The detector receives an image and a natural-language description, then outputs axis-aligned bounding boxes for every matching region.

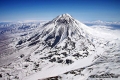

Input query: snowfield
[0,14,120,80]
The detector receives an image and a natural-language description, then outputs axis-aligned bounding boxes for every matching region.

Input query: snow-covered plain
[0,14,120,80]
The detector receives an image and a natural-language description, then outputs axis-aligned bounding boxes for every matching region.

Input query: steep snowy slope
[0,14,119,80]
[40,23,120,80]
[0,21,47,58]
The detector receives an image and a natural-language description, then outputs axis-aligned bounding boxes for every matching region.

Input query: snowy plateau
[0,14,120,80]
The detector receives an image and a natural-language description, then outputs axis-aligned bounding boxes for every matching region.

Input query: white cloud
[83,20,120,25]
[89,25,120,40]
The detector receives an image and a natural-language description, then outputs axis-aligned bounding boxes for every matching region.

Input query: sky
[0,0,120,22]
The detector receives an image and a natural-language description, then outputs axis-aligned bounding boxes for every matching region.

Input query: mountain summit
[52,13,74,24]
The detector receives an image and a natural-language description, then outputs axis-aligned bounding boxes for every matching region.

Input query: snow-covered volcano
[26,13,94,50]
[0,14,120,80]
[39,13,91,47]
[18,13,96,65]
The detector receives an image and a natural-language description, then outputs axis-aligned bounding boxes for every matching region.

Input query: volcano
[26,13,95,50]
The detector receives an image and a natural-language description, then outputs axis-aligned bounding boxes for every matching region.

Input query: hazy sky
[0,0,120,22]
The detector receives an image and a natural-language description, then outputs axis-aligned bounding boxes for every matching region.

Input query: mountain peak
[61,13,71,17]
[52,13,74,24]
